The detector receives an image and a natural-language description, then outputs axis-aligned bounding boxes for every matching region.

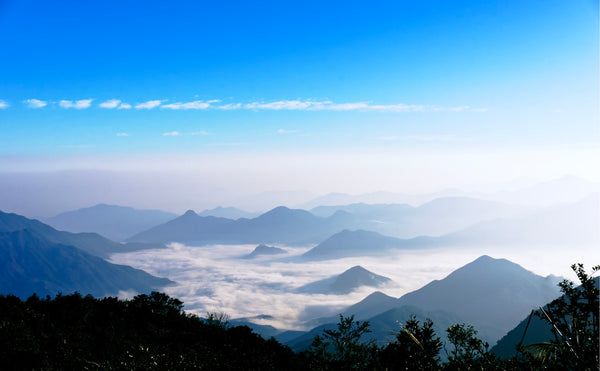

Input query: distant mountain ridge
[128,206,355,245]
[309,197,524,238]
[198,206,260,220]
[42,204,177,242]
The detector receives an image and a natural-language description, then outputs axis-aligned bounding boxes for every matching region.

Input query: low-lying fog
[110,244,598,331]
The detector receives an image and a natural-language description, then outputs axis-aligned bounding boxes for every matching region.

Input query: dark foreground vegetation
[0,264,597,370]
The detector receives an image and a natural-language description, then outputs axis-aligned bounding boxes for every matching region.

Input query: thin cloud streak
[162,131,180,136]
[0,100,9,109]
[9,97,485,113]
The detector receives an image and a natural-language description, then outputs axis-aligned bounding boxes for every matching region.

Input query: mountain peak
[182,209,197,217]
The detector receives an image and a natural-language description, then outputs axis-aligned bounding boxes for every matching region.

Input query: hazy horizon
[1,1,598,217]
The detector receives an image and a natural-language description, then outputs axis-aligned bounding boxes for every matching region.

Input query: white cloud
[118,103,132,109]
[240,100,428,112]
[161,100,214,110]
[24,99,47,109]
[245,100,314,110]
[99,99,121,109]
[217,103,242,110]
[191,130,210,136]
[277,129,299,134]
[0,100,9,109]
[59,99,93,109]
[163,131,180,136]
[116,133,130,137]
[135,100,163,109]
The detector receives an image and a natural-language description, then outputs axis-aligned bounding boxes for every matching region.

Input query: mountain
[395,256,561,344]
[491,276,600,359]
[301,230,434,261]
[244,244,287,259]
[0,210,164,258]
[0,229,172,299]
[341,291,400,319]
[322,256,562,346]
[197,206,260,220]
[128,206,355,245]
[42,204,177,241]
[297,266,392,294]
[310,197,523,238]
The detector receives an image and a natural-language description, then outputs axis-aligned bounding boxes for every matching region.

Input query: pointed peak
[182,209,197,217]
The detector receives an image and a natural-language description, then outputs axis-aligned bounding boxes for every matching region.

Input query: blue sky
[0,1,598,210]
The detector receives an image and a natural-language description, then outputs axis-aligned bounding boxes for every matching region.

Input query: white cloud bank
[59,99,93,109]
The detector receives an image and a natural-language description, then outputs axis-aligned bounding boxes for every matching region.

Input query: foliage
[527,263,600,370]
[0,291,300,370]
[444,323,502,370]
[1,261,597,370]
[306,314,377,370]
[380,315,442,370]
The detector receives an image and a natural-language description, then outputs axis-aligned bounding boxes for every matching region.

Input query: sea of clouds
[110,243,598,331]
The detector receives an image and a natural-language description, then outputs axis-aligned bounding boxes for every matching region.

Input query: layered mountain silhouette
[297,266,392,294]
[0,229,172,299]
[303,195,599,260]
[310,197,523,238]
[244,244,286,259]
[128,206,355,245]
[301,230,435,261]
[288,256,562,348]
[0,210,164,258]
[198,206,260,220]
[42,204,177,241]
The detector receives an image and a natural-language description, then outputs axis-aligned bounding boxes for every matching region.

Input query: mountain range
[127,194,598,252]
[128,206,355,245]
[41,204,177,242]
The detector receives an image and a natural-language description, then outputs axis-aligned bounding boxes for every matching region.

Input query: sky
[0,0,599,214]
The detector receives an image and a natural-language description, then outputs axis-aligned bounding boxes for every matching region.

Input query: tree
[444,323,501,370]
[380,315,441,369]
[529,263,600,370]
[307,314,377,369]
